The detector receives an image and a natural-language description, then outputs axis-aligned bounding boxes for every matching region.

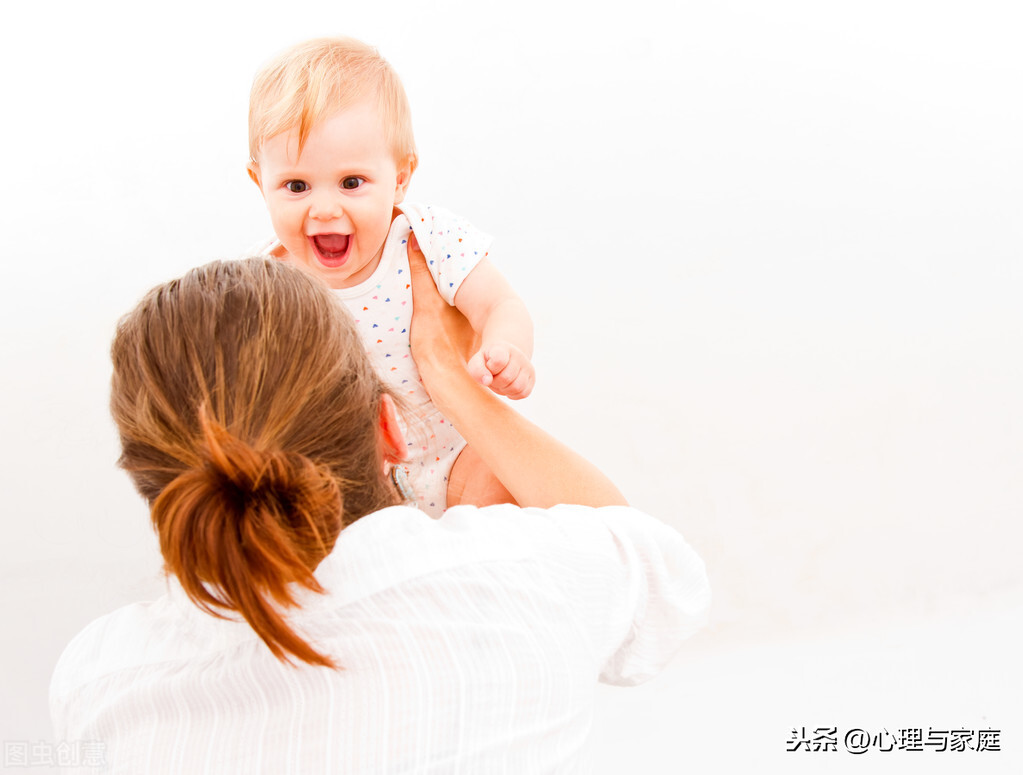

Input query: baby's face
[251,101,410,289]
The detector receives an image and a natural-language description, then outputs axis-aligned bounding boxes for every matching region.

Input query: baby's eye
[284,180,308,193]
[341,177,364,190]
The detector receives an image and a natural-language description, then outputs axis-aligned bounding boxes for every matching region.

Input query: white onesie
[256,202,490,517]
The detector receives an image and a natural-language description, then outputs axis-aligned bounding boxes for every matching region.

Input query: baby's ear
[393,154,415,204]
[246,161,263,191]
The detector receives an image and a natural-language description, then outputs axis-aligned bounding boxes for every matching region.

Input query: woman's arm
[408,237,627,509]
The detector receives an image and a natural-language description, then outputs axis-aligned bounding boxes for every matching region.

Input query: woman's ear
[378,394,407,464]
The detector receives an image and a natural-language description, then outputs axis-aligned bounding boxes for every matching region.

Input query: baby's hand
[467,342,535,400]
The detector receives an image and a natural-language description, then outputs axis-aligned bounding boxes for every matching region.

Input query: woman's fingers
[407,236,480,367]
[406,236,444,315]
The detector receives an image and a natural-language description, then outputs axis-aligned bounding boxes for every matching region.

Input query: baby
[246,38,534,517]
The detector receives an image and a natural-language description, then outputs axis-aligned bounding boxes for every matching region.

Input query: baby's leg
[447,446,517,508]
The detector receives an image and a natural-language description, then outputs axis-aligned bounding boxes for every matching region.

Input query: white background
[1,1,1020,772]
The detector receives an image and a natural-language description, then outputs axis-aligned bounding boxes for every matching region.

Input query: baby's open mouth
[310,234,351,267]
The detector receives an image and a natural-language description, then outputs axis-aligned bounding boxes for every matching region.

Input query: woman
[50,243,710,773]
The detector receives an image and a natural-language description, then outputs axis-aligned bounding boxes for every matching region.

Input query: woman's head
[110,258,403,667]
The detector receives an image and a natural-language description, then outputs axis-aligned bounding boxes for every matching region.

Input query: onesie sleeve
[399,203,493,305]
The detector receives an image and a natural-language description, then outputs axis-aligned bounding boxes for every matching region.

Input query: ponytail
[111,258,400,669]
[153,409,343,668]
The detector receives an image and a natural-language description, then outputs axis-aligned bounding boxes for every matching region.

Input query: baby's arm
[453,257,535,400]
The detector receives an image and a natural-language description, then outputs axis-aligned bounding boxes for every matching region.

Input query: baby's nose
[309,191,344,220]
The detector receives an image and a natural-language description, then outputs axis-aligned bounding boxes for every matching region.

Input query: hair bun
[199,411,344,559]
[151,408,345,667]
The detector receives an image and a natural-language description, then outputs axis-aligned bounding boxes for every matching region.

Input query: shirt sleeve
[459,503,711,687]
[399,203,493,305]
[589,506,711,685]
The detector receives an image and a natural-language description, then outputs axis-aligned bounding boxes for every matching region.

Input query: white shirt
[50,504,710,774]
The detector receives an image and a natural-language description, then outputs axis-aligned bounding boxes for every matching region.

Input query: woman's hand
[407,235,627,509]
[407,235,480,390]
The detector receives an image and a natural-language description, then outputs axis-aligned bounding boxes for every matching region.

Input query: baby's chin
[290,249,382,290]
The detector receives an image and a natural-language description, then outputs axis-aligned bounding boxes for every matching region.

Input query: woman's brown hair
[110,258,399,668]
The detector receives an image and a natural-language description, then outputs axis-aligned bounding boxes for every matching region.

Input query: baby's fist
[467,342,535,400]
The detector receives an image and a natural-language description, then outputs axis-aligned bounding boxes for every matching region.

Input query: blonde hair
[110,258,400,668]
[249,37,418,172]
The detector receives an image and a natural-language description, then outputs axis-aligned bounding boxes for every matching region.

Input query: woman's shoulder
[462,503,711,684]
[50,586,247,704]
[339,502,645,556]
[443,502,690,555]
[50,596,172,707]
[342,502,700,581]
[436,503,711,683]
[313,505,533,607]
